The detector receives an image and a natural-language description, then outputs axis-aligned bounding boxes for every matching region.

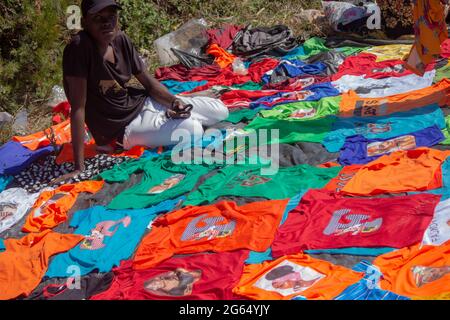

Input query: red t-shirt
[271,190,441,257]
[91,250,249,300]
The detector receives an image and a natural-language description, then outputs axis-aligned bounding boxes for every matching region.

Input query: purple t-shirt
[0,141,53,175]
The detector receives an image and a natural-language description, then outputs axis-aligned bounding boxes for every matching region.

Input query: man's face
[83,6,119,45]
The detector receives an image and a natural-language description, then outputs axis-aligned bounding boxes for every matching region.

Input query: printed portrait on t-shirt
[411,265,450,288]
[288,107,317,119]
[253,260,325,296]
[80,216,131,250]
[148,174,185,194]
[32,192,70,218]
[323,208,383,236]
[366,135,416,157]
[98,79,126,96]
[371,64,406,75]
[180,214,236,242]
[143,268,202,297]
[0,203,17,223]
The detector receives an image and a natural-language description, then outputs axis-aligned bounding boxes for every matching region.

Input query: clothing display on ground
[133,199,288,270]
[0,188,40,234]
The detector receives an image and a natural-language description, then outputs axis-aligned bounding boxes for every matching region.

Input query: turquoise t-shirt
[45,198,182,278]
[161,80,207,94]
[322,104,446,152]
[0,175,12,193]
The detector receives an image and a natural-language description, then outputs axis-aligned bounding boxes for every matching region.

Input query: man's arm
[65,76,87,171]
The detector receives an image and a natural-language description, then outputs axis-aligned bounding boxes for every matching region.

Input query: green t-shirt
[184,163,340,206]
[244,115,336,144]
[441,115,450,145]
[259,96,341,121]
[231,81,263,90]
[434,63,450,83]
[100,157,215,209]
[226,108,262,124]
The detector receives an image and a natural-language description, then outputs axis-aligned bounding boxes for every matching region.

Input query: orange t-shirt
[206,43,236,69]
[0,230,84,300]
[12,119,73,150]
[133,199,289,270]
[22,180,104,233]
[374,241,450,298]
[341,148,450,196]
[339,78,450,117]
[232,253,363,300]
[55,143,145,164]
[323,164,362,193]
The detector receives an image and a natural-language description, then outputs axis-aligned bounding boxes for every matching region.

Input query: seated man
[62,0,228,177]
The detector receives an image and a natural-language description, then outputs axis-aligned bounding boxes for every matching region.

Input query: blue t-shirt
[161,80,207,95]
[338,125,445,165]
[45,198,181,278]
[334,260,409,300]
[0,141,53,175]
[249,82,340,110]
[262,60,327,84]
[0,175,13,193]
[322,104,446,152]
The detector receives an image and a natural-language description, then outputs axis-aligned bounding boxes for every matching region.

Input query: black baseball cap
[81,0,122,17]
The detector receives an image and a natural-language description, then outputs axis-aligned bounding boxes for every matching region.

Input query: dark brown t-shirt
[63,30,148,145]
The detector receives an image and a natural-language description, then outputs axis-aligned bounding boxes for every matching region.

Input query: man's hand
[166,99,193,119]
[49,168,84,186]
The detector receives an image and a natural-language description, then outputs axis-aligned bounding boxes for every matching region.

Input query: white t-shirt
[422,198,450,246]
[0,188,40,234]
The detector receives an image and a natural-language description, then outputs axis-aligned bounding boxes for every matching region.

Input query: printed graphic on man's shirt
[180,214,236,242]
[288,107,317,119]
[323,209,383,236]
[0,203,17,222]
[98,79,126,96]
[411,266,450,288]
[80,216,131,250]
[143,268,202,297]
[366,135,416,157]
[148,174,186,194]
[355,122,392,135]
[32,192,70,218]
[253,260,325,296]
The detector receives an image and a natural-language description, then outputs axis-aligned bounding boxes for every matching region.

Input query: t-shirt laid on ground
[337,125,445,165]
[262,59,327,84]
[440,115,450,145]
[362,44,412,62]
[421,198,450,247]
[373,241,450,298]
[133,199,288,270]
[0,188,40,234]
[340,148,450,196]
[271,189,440,257]
[0,175,12,193]
[339,78,450,118]
[322,104,445,152]
[331,70,435,98]
[249,82,340,110]
[22,180,104,233]
[45,198,181,278]
[13,154,128,194]
[63,30,148,145]
[99,157,215,210]
[0,141,53,176]
[259,96,341,121]
[91,251,249,300]
[184,164,340,206]
[0,230,84,300]
[323,164,361,193]
[334,260,410,300]
[232,253,363,300]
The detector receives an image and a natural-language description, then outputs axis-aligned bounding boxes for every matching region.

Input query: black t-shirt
[63,30,148,145]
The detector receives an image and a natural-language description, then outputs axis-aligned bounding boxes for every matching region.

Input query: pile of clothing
[1,21,450,301]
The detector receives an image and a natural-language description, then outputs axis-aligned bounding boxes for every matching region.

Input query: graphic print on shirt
[371,64,406,75]
[288,107,317,119]
[225,171,272,188]
[148,174,186,194]
[253,260,325,296]
[143,268,202,297]
[32,192,70,218]
[323,209,383,236]
[180,214,236,242]
[80,216,132,250]
[0,203,17,223]
[274,90,314,103]
[354,99,388,117]
[334,172,357,193]
[98,79,126,96]
[290,77,315,89]
[411,266,450,288]
[354,122,392,135]
[366,135,416,157]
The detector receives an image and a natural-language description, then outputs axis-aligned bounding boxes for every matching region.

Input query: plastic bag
[154,18,209,66]
[48,85,67,107]
[13,109,28,134]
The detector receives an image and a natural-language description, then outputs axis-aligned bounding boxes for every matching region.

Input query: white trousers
[123,96,229,149]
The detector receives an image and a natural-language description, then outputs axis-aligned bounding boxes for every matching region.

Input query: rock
[0,112,13,126]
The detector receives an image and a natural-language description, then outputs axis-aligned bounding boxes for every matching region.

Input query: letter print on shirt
[180,214,236,242]
[323,209,383,236]
[80,216,132,250]
[253,260,325,297]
